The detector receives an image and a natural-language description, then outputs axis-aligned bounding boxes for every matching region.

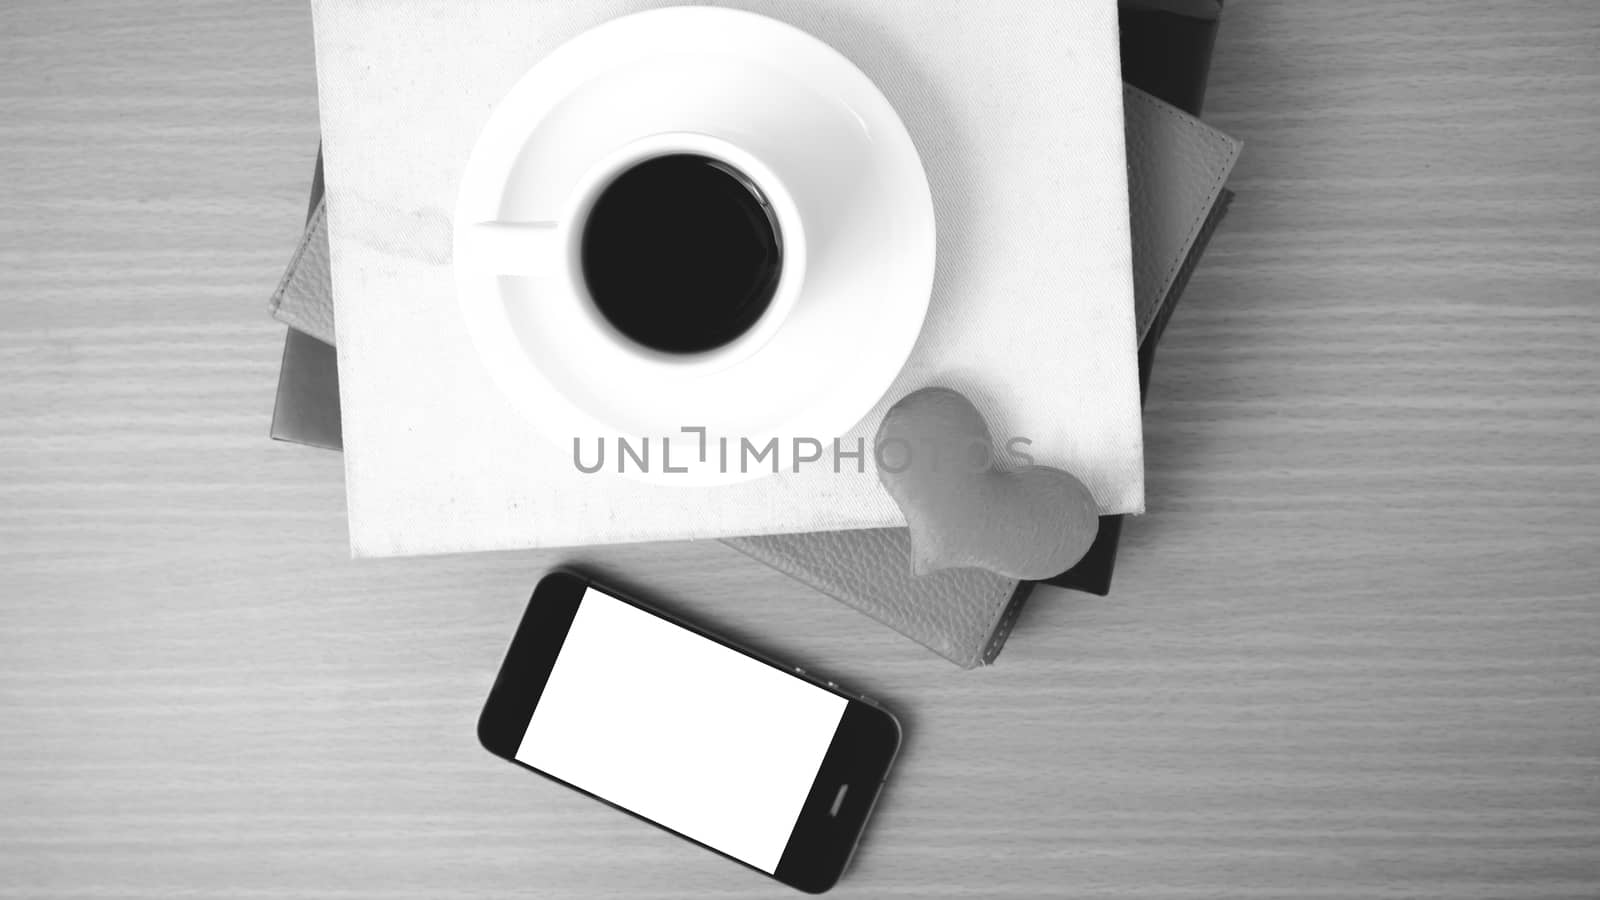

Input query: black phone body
[479,571,901,894]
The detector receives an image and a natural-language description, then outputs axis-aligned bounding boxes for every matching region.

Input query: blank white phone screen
[516,587,847,873]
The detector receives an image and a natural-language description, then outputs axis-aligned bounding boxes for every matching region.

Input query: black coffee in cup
[581,154,783,355]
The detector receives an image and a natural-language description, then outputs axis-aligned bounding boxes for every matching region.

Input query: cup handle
[458,221,560,275]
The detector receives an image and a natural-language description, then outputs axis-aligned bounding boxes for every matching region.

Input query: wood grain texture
[2,1,1598,897]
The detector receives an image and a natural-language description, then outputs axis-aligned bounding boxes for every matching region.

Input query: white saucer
[453,6,935,483]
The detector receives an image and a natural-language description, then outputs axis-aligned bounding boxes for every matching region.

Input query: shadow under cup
[579,153,785,356]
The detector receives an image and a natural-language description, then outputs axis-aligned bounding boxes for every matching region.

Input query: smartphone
[478,571,901,893]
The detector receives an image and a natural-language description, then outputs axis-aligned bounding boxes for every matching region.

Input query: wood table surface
[3,1,1598,897]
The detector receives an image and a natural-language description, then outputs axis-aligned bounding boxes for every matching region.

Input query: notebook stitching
[269,199,328,317]
[968,566,1024,666]
[981,583,1029,665]
[1126,90,1239,338]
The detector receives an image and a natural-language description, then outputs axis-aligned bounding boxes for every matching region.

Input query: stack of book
[270,0,1239,667]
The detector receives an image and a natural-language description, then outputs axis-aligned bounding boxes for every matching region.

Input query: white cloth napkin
[311,0,1143,557]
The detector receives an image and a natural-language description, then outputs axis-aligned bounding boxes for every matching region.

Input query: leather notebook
[269,85,1239,667]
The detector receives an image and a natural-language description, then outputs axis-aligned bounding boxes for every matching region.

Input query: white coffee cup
[456,131,812,378]
[452,7,936,483]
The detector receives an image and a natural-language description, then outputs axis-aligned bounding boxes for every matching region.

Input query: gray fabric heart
[875,387,1100,580]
